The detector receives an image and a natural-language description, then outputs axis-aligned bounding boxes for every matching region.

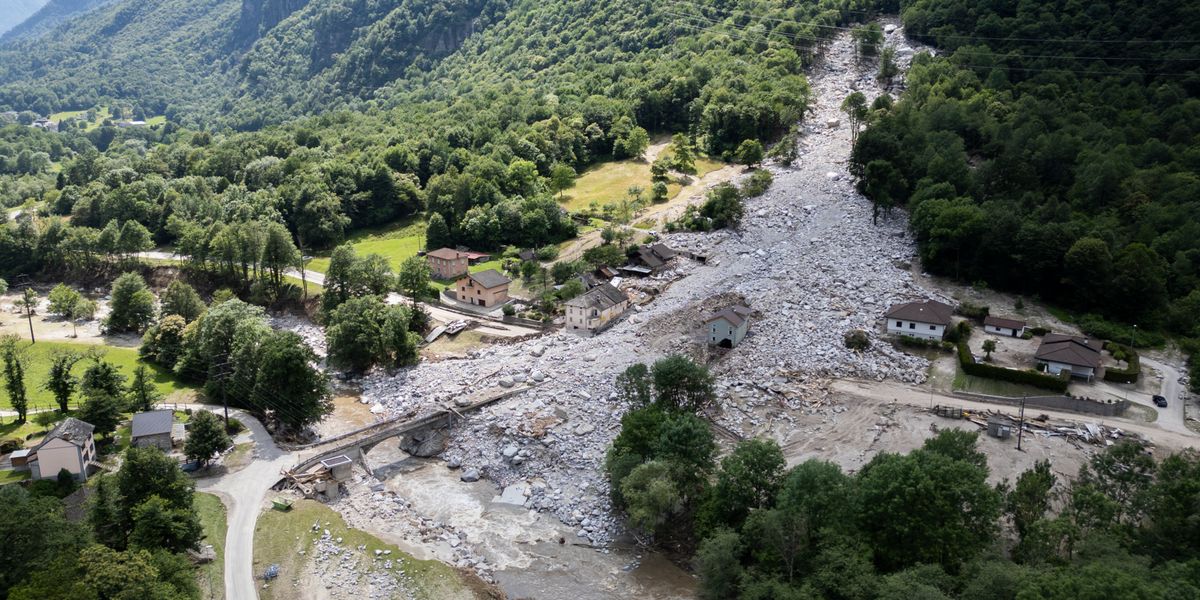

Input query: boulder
[460,468,481,483]
[400,429,448,457]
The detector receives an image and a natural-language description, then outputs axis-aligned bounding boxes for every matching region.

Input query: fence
[954,391,1130,417]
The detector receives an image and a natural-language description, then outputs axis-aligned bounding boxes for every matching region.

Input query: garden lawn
[952,366,1050,398]
[0,341,195,411]
[0,469,28,485]
[307,218,426,274]
[194,493,227,600]
[254,499,480,600]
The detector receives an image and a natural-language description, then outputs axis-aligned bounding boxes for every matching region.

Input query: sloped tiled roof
[131,410,173,438]
[566,283,628,311]
[467,269,511,289]
[885,300,953,326]
[427,248,466,260]
[984,315,1026,329]
[1035,334,1102,368]
[706,305,753,327]
[33,417,94,451]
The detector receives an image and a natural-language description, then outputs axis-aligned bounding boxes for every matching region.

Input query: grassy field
[558,156,725,213]
[952,366,1050,398]
[307,218,426,274]
[195,493,227,600]
[254,499,481,600]
[0,341,196,411]
[0,469,28,485]
[47,107,164,131]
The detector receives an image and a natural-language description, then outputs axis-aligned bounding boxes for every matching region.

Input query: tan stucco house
[28,418,98,481]
[426,248,469,280]
[706,306,753,347]
[456,269,511,307]
[565,283,629,334]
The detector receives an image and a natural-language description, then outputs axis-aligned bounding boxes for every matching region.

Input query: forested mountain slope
[852,0,1200,338]
[0,0,49,36]
[0,0,111,42]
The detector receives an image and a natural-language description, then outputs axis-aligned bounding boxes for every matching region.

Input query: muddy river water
[355,445,696,599]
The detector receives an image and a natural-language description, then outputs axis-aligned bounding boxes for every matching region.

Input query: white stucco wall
[887,319,945,341]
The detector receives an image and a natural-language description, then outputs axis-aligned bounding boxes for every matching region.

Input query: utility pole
[1017,395,1026,451]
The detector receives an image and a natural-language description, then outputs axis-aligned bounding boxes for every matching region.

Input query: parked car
[1152,395,1168,407]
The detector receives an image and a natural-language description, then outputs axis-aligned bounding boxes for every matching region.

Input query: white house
[27,418,98,481]
[1035,334,1102,380]
[565,283,629,334]
[706,306,753,348]
[885,300,953,341]
[984,316,1026,337]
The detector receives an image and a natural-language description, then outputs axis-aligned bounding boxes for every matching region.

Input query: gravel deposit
[316,23,938,550]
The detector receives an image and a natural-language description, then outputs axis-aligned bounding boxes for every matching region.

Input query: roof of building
[984,316,1027,329]
[464,251,491,260]
[650,243,677,260]
[427,247,466,260]
[518,249,536,261]
[467,269,511,289]
[1035,334,1102,369]
[131,410,174,439]
[885,300,954,326]
[636,246,665,269]
[579,273,601,289]
[566,283,628,311]
[706,305,753,327]
[33,418,94,451]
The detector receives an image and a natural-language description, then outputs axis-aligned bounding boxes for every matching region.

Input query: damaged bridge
[282,384,536,486]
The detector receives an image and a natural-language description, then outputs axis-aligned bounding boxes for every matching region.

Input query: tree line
[602,356,1200,599]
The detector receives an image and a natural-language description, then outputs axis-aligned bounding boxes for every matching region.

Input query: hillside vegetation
[851,0,1200,339]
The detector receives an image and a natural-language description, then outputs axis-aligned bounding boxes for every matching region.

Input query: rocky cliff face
[232,0,310,47]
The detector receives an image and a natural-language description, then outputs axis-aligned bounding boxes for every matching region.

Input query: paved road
[136,251,540,338]
[1140,356,1190,434]
[190,406,294,600]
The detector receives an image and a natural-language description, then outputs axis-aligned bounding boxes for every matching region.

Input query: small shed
[9,449,31,470]
[321,455,354,482]
[987,416,1015,440]
[131,410,174,451]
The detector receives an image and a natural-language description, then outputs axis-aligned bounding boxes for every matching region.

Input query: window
[909,323,915,329]
[930,325,936,330]
[895,321,902,327]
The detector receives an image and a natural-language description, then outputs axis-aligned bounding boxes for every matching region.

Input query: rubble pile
[307,525,419,600]
[340,21,941,551]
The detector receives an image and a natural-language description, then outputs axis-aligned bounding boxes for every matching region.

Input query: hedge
[956,301,990,321]
[1102,341,1141,384]
[957,339,1070,393]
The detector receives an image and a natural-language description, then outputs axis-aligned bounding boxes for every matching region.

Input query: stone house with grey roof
[565,283,629,334]
[706,305,753,347]
[131,409,174,451]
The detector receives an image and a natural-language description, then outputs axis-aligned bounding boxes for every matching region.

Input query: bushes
[1078,315,1166,348]
[1103,341,1141,384]
[957,338,1068,393]
[898,335,952,352]
[844,329,870,351]
[740,169,773,198]
[956,301,990,321]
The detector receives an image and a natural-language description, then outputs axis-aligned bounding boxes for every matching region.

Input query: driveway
[189,406,294,600]
[1140,356,1189,434]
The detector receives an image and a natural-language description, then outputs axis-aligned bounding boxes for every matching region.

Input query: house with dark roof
[984,316,1026,337]
[565,283,629,334]
[455,269,511,307]
[885,299,954,341]
[28,418,97,481]
[630,243,678,274]
[707,306,753,348]
[1035,333,1102,380]
[131,410,174,451]
[426,248,469,280]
